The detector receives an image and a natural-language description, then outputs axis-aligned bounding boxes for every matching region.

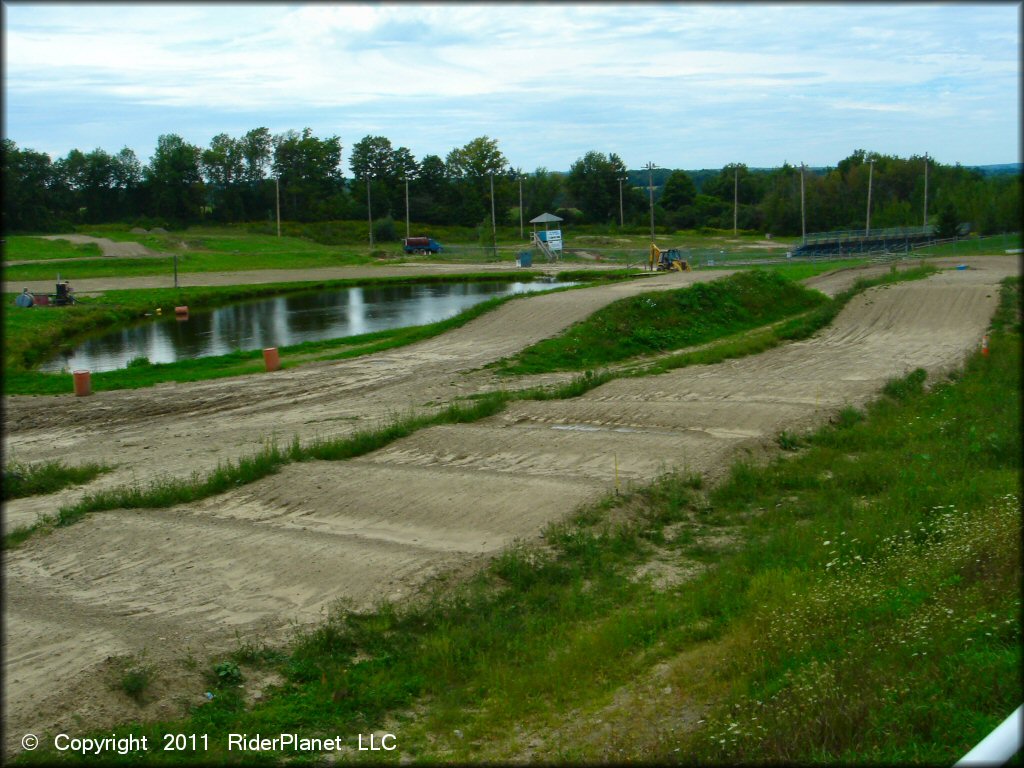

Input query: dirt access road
[2,256,1017,756]
[6,241,614,295]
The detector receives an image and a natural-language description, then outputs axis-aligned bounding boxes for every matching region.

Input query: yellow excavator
[649,243,692,272]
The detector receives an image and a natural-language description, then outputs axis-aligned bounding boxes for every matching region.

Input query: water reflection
[42,280,575,373]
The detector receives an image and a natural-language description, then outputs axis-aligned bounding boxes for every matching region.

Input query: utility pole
[275,176,281,238]
[367,176,374,248]
[518,172,524,239]
[490,172,497,258]
[404,175,410,239]
[865,157,876,236]
[645,162,657,245]
[800,162,807,245]
[733,165,739,236]
[922,152,929,228]
[619,176,626,227]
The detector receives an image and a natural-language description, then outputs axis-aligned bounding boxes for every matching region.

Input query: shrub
[373,216,397,242]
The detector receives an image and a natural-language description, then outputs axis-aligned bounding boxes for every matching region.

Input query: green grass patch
[498,270,829,375]
[681,333,1020,763]
[915,233,1021,257]
[3,235,102,261]
[753,257,869,281]
[2,458,111,500]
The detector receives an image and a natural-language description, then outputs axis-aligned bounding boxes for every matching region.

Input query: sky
[2,2,1020,174]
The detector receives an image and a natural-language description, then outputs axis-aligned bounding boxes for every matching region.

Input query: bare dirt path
[40,234,166,258]
[2,256,1017,757]
[5,260,620,296]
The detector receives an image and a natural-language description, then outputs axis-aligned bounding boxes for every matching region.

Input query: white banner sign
[546,229,563,251]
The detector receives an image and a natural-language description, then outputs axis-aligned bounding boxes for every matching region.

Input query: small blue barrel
[518,251,533,268]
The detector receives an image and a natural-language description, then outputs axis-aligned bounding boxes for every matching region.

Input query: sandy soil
[2,256,1017,756]
[40,234,166,258]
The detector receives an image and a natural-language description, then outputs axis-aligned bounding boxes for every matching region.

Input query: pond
[41,279,577,373]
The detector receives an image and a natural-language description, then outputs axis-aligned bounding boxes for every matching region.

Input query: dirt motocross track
[2,256,1018,755]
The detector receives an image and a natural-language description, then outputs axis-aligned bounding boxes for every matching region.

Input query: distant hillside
[969,163,1022,176]
[619,162,1019,193]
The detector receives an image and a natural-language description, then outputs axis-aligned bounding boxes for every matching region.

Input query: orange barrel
[263,347,280,372]
[175,305,189,315]
[73,370,92,397]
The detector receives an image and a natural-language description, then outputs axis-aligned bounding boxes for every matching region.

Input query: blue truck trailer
[403,237,443,255]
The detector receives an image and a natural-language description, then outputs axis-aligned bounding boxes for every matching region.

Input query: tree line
[3,131,1019,238]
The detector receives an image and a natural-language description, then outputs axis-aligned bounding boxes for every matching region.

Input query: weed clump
[109,653,156,704]
[882,367,927,401]
[2,459,110,501]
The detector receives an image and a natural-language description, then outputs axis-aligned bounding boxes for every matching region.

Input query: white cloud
[3,2,1019,168]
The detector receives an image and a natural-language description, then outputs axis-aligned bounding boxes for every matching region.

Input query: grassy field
[12,276,1018,765]
[2,233,374,281]
[2,223,802,281]
[916,232,1022,258]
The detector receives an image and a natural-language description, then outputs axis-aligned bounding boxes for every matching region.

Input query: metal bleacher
[791,224,970,259]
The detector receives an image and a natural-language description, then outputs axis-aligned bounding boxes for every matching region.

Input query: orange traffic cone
[981,334,990,357]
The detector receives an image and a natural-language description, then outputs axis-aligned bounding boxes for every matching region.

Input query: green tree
[240,127,273,184]
[272,128,345,221]
[349,135,418,218]
[936,202,959,239]
[144,134,205,226]
[659,170,697,211]
[202,133,245,222]
[2,139,65,232]
[523,167,564,219]
[702,163,760,205]
[566,151,627,224]
[111,148,143,220]
[234,127,274,221]
[201,134,243,187]
[407,153,451,224]
[760,163,801,235]
[445,136,508,179]
[444,136,509,227]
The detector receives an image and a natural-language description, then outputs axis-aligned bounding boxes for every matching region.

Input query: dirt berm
[2,256,1017,756]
